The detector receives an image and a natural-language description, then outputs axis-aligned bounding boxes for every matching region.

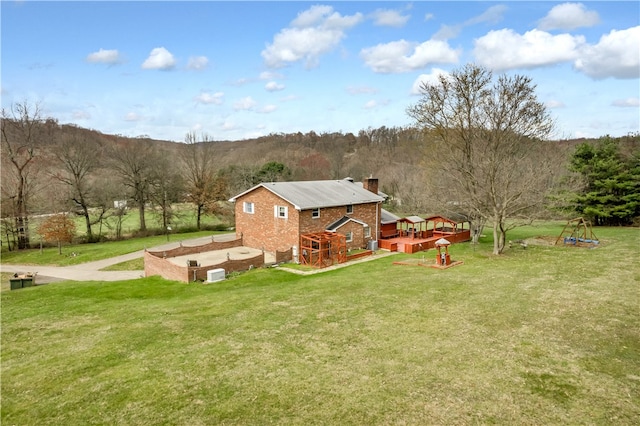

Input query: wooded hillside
[2,100,638,248]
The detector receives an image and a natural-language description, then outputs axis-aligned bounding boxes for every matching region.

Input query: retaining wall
[144,236,265,283]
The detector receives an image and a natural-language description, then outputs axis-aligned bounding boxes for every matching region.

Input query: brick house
[229,177,385,255]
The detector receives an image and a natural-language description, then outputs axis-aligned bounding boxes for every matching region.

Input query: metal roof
[229,178,385,210]
[381,208,401,224]
[399,215,425,223]
[326,216,368,232]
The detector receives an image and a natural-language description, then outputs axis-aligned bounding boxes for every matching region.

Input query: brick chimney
[363,177,378,195]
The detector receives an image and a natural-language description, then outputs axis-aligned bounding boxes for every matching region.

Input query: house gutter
[376,201,380,243]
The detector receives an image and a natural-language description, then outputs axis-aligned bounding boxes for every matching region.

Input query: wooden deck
[379,230,471,253]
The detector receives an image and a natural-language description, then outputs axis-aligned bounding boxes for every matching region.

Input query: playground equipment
[556,217,600,248]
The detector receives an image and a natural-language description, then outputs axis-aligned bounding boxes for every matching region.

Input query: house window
[364,226,371,238]
[243,202,254,214]
[275,205,288,219]
[346,204,353,214]
[311,208,320,219]
[345,231,353,242]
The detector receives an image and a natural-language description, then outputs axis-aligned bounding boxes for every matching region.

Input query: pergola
[396,215,427,239]
[300,231,347,268]
[424,215,469,233]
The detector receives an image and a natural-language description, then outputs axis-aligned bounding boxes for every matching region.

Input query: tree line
[2,65,638,253]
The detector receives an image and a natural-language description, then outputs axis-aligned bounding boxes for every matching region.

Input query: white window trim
[345,231,353,242]
[243,201,254,214]
[346,204,353,214]
[364,226,371,238]
[312,208,320,219]
[274,205,288,219]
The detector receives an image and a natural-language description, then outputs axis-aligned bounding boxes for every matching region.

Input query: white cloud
[259,71,284,80]
[363,99,389,109]
[265,81,285,92]
[612,97,640,107]
[370,9,410,28]
[262,5,363,68]
[361,39,460,73]
[233,96,257,111]
[538,3,599,31]
[364,100,378,109]
[194,91,224,105]
[474,29,584,70]
[259,105,278,113]
[291,5,361,29]
[86,48,122,65]
[410,68,450,95]
[187,56,208,70]
[141,47,176,70]
[574,26,640,79]
[434,5,506,40]
[221,119,237,131]
[433,24,461,41]
[124,112,143,121]
[466,4,507,26]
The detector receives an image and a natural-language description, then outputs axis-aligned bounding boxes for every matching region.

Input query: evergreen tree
[569,136,640,226]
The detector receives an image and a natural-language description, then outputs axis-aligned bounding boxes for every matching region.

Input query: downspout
[376,201,380,243]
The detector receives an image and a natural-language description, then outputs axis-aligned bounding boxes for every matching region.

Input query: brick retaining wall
[275,247,293,264]
[144,251,190,282]
[188,253,265,281]
[144,236,267,283]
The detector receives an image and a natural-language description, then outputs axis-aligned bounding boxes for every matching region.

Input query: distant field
[1,224,639,424]
[3,203,228,249]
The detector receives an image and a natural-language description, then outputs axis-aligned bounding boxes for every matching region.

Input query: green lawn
[1,224,639,425]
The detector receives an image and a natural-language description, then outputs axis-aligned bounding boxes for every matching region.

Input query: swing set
[555,217,600,248]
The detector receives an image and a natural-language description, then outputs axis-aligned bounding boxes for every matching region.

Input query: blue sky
[2,1,638,142]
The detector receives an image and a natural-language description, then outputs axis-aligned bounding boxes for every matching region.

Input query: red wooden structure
[396,216,428,239]
[424,215,471,243]
[379,214,471,253]
[435,238,451,266]
[300,232,347,268]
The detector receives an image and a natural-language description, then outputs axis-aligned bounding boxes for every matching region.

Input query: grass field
[3,204,229,251]
[1,224,639,424]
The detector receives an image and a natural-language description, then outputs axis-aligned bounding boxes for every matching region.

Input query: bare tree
[148,153,183,235]
[407,64,555,254]
[107,138,159,232]
[51,132,103,241]
[93,177,129,240]
[180,132,219,230]
[1,101,53,249]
